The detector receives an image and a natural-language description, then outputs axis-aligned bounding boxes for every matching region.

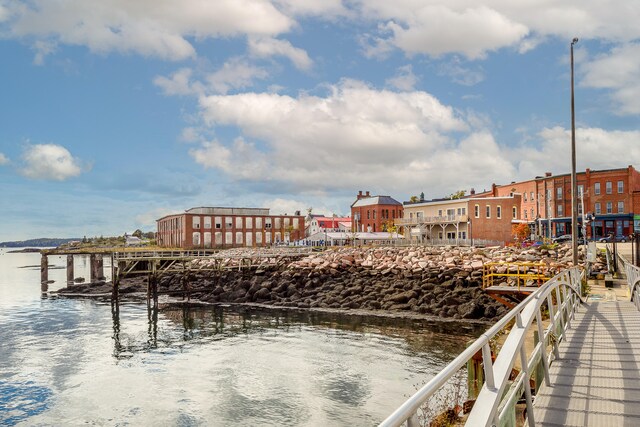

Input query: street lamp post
[570,37,579,266]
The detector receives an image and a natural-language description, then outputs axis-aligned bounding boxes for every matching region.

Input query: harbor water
[0,248,483,426]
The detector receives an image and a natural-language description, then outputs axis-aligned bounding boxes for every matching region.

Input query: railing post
[482,343,496,390]
[546,294,560,359]
[520,345,536,427]
[536,309,551,386]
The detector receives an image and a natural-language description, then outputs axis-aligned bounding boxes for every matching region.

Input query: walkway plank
[533,300,640,427]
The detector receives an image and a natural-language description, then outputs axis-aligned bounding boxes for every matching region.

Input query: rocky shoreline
[58,244,604,323]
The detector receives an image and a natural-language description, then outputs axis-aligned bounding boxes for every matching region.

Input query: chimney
[545,172,552,177]
[470,188,475,195]
[357,190,363,200]
[365,191,370,197]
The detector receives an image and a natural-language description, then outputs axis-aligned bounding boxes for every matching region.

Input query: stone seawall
[59,244,605,323]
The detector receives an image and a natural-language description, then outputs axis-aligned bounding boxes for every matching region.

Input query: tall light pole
[570,37,579,266]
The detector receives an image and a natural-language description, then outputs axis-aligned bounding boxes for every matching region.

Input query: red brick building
[477,166,640,239]
[351,191,403,233]
[157,207,305,249]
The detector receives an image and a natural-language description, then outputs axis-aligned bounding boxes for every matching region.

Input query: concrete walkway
[533,275,640,426]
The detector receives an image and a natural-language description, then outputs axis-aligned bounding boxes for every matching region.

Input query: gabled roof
[351,196,402,208]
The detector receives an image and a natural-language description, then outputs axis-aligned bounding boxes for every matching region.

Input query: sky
[2,1,640,241]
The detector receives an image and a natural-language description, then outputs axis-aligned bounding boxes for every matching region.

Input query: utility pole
[570,37,579,266]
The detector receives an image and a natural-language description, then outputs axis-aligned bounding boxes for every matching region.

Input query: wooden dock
[40,247,314,303]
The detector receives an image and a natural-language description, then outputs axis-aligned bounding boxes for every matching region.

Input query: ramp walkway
[533,297,640,426]
[380,243,640,427]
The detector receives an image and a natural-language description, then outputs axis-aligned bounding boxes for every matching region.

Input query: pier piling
[40,254,48,284]
[66,255,74,284]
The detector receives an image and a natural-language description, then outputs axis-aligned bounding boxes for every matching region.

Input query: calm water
[0,248,482,426]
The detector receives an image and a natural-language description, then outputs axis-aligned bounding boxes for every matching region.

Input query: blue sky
[1,1,640,241]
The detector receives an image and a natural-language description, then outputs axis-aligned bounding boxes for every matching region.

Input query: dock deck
[533,290,640,426]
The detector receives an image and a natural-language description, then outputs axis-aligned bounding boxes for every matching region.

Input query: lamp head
[572,37,579,45]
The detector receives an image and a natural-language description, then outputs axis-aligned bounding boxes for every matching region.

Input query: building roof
[351,196,402,208]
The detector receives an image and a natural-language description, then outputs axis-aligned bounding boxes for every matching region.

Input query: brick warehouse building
[350,191,403,233]
[477,165,640,239]
[157,207,305,249]
[399,193,522,245]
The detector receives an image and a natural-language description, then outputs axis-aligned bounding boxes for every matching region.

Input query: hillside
[0,238,81,248]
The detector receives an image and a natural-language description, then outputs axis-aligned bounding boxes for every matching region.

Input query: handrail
[380,267,583,427]
[620,256,640,309]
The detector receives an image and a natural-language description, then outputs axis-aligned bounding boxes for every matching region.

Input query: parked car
[598,235,628,243]
[552,234,572,243]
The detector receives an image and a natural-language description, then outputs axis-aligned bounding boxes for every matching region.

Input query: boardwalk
[533,295,640,426]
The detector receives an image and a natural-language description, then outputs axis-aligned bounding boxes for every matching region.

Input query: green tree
[133,229,143,238]
[409,195,419,203]
[449,190,466,199]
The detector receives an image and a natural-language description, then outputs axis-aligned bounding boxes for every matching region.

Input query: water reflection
[108,300,483,365]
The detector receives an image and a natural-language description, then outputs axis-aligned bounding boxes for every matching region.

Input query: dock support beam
[40,253,48,284]
[90,254,97,283]
[66,255,74,284]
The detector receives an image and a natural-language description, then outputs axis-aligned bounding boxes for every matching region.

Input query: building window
[246,217,253,229]
[524,210,528,219]
[577,185,583,196]
[373,210,376,220]
[557,205,563,217]
[578,203,583,215]
[438,209,443,217]
[530,191,534,201]
[475,204,480,218]
[606,181,612,194]
[225,217,233,228]
[193,216,201,229]
[513,206,517,219]
[275,217,281,228]
[485,206,491,218]
[458,231,467,239]
[265,218,272,229]
[367,210,370,219]
[556,187,563,200]
[524,192,527,201]
[497,205,502,219]
[618,180,624,194]
[193,232,201,246]
[607,202,613,214]
[595,202,601,215]
[215,217,222,229]
[236,217,243,228]
[204,217,211,229]
[594,182,600,195]
[235,232,243,244]
[256,217,263,228]
[618,201,624,213]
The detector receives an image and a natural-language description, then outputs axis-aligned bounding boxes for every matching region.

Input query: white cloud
[32,40,57,65]
[20,144,86,181]
[386,64,418,91]
[4,0,293,61]
[438,58,484,86]
[274,0,349,19]
[356,1,640,60]
[0,152,9,165]
[581,43,640,115]
[206,57,269,94]
[154,68,203,96]
[155,59,269,97]
[190,79,489,193]
[511,126,640,179]
[364,4,529,60]
[248,36,313,71]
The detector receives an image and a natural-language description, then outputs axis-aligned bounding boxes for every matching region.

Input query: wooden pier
[40,247,314,304]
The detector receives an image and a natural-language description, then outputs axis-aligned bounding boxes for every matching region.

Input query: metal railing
[620,256,640,310]
[482,262,551,290]
[395,215,469,226]
[380,267,583,427]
